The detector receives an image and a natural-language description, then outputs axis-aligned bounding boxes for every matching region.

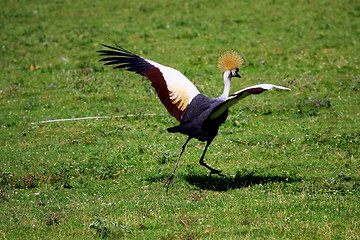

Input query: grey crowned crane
[98,44,290,187]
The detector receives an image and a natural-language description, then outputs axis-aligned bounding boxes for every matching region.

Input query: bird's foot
[164,173,175,192]
[210,169,225,177]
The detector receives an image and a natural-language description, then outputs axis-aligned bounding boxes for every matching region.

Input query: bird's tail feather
[166,126,181,133]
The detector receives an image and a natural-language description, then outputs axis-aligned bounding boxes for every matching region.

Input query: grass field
[1,0,359,239]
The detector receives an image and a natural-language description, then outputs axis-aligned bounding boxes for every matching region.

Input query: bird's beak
[235,73,241,78]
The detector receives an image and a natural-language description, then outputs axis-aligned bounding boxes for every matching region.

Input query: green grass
[1,0,359,239]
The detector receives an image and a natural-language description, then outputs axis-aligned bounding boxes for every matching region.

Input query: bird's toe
[210,169,225,177]
[164,173,175,191]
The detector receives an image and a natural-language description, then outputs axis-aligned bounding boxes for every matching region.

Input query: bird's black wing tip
[98,42,133,55]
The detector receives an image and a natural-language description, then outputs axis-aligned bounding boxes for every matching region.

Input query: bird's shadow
[184,173,298,191]
[147,170,300,192]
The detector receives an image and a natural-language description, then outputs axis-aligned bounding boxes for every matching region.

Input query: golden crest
[218,50,244,71]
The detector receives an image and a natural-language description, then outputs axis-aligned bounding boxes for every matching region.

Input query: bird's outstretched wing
[98,44,200,122]
[208,84,290,120]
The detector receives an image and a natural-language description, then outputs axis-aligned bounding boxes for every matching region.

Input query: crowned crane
[98,44,290,187]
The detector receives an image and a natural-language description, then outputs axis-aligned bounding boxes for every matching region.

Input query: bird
[97,43,290,188]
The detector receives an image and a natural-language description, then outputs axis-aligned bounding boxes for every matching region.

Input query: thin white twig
[31,113,160,124]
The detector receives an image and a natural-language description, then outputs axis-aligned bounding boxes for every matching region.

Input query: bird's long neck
[218,70,231,100]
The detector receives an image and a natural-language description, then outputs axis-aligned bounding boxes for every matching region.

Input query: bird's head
[230,68,241,78]
[218,50,243,79]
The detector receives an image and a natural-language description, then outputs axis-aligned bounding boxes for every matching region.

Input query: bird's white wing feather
[208,84,290,120]
[146,59,200,111]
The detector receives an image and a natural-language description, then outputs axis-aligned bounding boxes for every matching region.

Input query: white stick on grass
[31,113,160,124]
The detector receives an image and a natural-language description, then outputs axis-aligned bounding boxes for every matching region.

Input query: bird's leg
[199,140,225,176]
[164,137,191,190]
